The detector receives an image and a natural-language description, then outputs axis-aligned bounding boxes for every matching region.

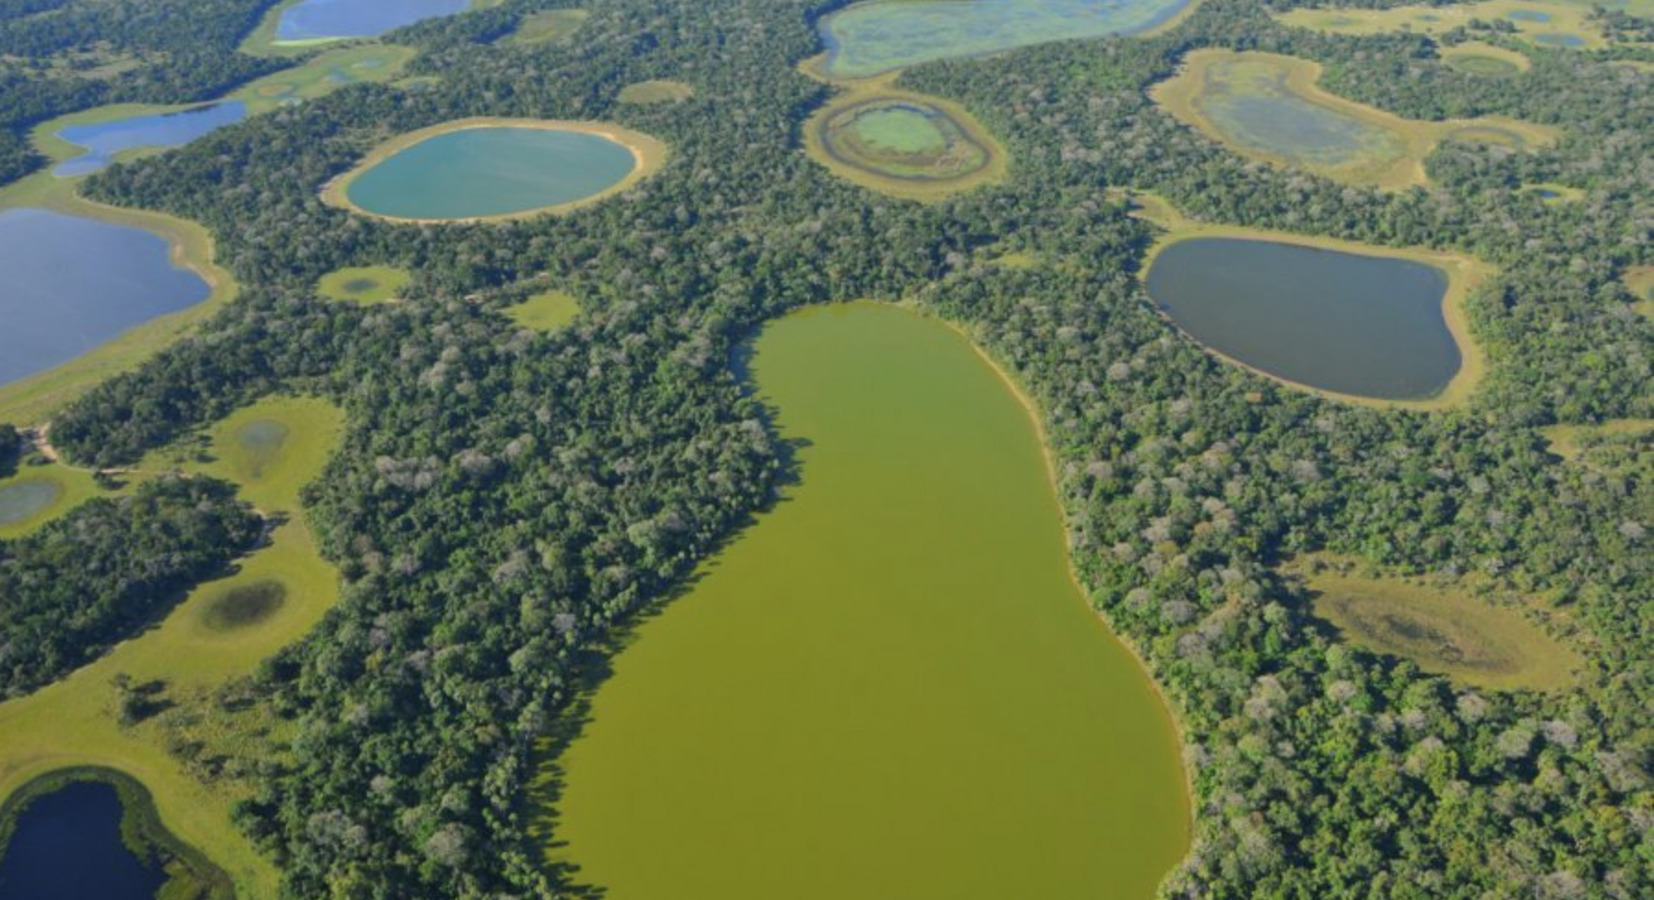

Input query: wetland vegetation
[507,290,581,331]
[316,265,412,305]
[325,119,666,222]
[1275,0,1645,51]
[546,303,1188,899]
[804,88,1005,200]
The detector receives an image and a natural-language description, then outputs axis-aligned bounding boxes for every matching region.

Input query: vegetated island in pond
[1288,557,1582,692]
[814,0,1200,80]
[803,85,1007,201]
[1142,220,1492,408]
[1151,50,1559,189]
[541,302,1188,900]
[323,118,667,223]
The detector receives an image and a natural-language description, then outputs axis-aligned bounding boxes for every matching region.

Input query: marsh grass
[1275,0,1643,51]
[617,79,694,105]
[509,290,582,331]
[508,9,589,45]
[1293,559,1581,691]
[1442,42,1532,76]
[316,264,412,304]
[1152,50,1558,190]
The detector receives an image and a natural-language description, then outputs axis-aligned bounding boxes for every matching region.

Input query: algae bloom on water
[545,303,1188,899]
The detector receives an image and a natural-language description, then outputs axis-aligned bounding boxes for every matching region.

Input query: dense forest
[0,476,263,698]
[0,0,1646,896]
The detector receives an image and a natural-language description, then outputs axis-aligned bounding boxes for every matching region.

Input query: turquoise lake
[1146,238,1460,399]
[54,102,246,177]
[0,208,209,387]
[818,0,1196,79]
[343,127,638,221]
[277,0,471,42]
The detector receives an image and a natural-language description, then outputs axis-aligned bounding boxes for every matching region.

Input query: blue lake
[54,102,246,177]
[0,781,164,900]
[1146,237,1460,400]
[0,208,210,387]
[276,0,471,41]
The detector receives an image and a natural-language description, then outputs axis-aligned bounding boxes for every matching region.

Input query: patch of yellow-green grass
[617,79,696,105]
[1276,0,1628,51]
[988,250,1042,270]
[241,0,504,56]
[232,44,417,115]
[1542,418,1652,466]
[1151,50,1559,190]
[1134,194,1493,412]
[0,463,103,539]
[0,395,344,899]
[508,290,582,331]
[0,173,235,428]
[1291,558,1582,691]
[1523,182,1585,204]
[316,264,412,305]
[1624,265,1654,318]
[801,73,1008,202]
[1443,42,1533,76]
[322,117,670,224]
[507,9,588,45]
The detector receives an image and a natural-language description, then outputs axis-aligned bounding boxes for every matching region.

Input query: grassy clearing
[802,74,1007,202]
[1275,0,1638,51]
[0,395,345,899]
[1524,182,1585,204]
[233,44,416,115]
[1542,418,1653,471]
[0,463,103,538]
[322,117,669,224]
[618,79,695,105]
[1624,265,1654,318]
[1152,50,1559,190]
[1127,190,1493,411]
[508,290,582,331]
[1290,557,1582,691]
[316,264,412,304]
[507,9,588,45]
[1442,42,1532,76]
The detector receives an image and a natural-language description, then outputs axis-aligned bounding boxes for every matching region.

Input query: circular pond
[0,479,59,527]
[822,99,990,182]
[330,121,663,222]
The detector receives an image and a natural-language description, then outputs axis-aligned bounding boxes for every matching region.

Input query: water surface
[819,0,1195,78]
[54,102,246,177]
[549,303,1188,899]
[0,208,210,387]
[0,781,164,899]
[0,480,59,526]
[344,126,637,220]
[276,0,470,41]
[1146,237,1459,399]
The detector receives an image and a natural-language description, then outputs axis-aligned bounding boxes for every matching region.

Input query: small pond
[277,0,471,42]
[54,102,246,177]
[1146,237,1461,399]
[0,479,59,527]
[0,781,165,900]
[342,126,639,221]
[1533,33,1586,47]
[0,208,210,388]
[818,0,1196,79]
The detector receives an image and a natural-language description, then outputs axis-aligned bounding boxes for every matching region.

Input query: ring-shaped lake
[1146,237,1463,400]
[0,208,210,388]
[545,302,1188,899]
[336,124,650,222]
[276,0,471,42]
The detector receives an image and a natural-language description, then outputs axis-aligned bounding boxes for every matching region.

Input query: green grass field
[1296,559,1581,691]
[618,79,695,105]
[509,290,582,331]
[316,264,412,304]
[0,395,345,899]
[507,9,589,45]
[1153,50,1558,190]
[1442,43,1532,77]
[1624,266,1654,318]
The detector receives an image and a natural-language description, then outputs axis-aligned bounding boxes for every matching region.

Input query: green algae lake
[547,303,1188,899]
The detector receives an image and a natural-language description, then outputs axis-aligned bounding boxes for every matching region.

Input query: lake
[0,781,164,899]
[342,126,639,221]
[818,0,1195,79]
[276,0,470,42]
[1146,237,1460,399]
[547,303,1188,899]
[54,102,247,177]
[0,479,59,527]
[0,208,210,388]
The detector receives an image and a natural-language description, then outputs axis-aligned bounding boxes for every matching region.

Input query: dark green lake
[1146,238,1459,399]
[343,127,637,220]
[0,781,164,899]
